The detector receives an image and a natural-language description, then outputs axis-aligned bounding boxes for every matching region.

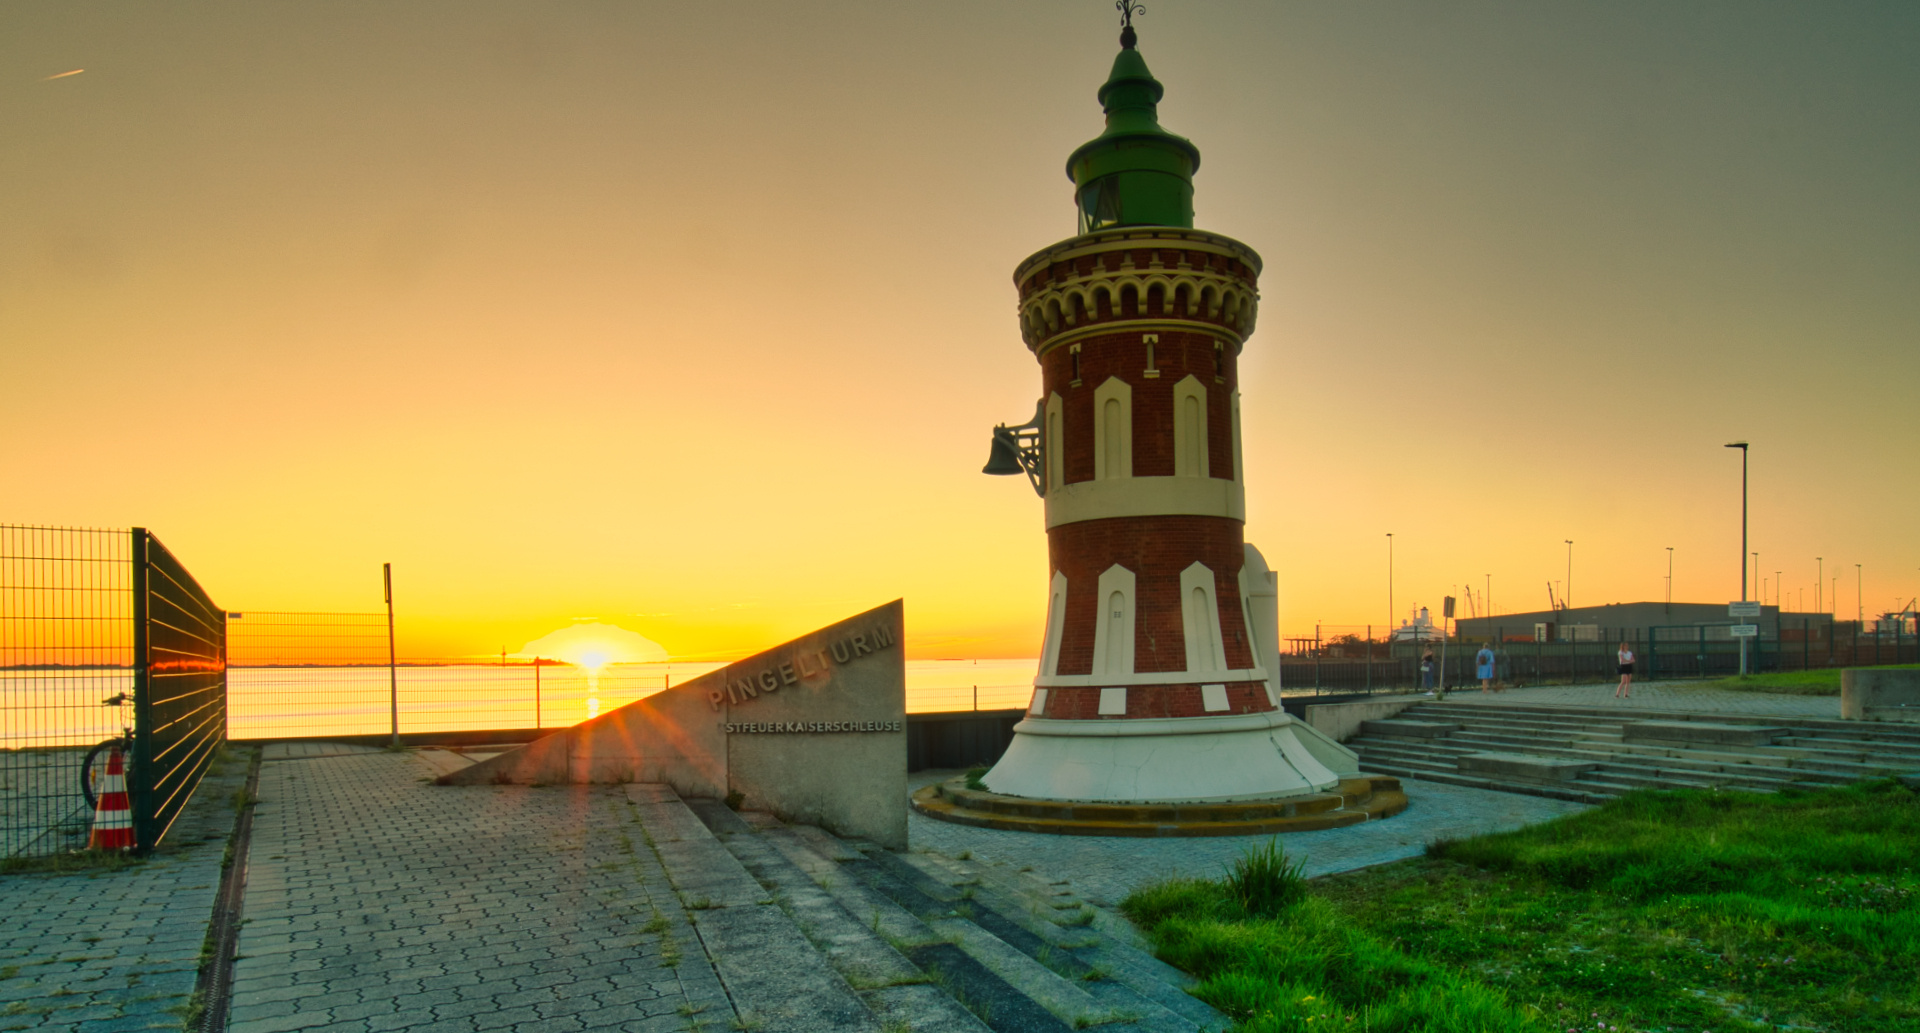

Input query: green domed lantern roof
[1066,18,1201,233]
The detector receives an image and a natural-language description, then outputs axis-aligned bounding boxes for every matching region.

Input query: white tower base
[983,710,1360,804]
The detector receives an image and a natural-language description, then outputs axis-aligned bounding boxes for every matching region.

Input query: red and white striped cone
[86,746,134,851]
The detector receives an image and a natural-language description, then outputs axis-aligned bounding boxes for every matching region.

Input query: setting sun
[515,622,667,671]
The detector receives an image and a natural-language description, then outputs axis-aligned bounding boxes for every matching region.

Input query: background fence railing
[222,620,1044,740]
[1,526,225,859]
[1278,619,1917,696]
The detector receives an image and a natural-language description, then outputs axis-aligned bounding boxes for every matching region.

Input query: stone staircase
[619,782,1227,1033]
[1346,701,1920,804]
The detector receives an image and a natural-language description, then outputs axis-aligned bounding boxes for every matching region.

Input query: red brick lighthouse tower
[979,11,1359,803]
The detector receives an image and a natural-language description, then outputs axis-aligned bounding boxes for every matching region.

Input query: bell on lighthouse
[980,430,1024,476]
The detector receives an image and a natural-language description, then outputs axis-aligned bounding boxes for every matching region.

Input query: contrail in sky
[41,69,85,81]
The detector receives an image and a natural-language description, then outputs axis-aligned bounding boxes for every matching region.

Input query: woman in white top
[1615,641,1635,698]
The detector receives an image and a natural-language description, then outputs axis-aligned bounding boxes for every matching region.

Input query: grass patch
[963,766,989,792]
[1124,779,1919,1032]
[1707,663,1919,696]
[1226,838,1308,918]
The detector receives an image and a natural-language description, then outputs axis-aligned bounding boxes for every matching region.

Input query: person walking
[1476,642,1497,693]
[1420,650,1435,694]
[1615,641,1635,698]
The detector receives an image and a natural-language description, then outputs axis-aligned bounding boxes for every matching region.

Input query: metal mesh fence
[222,616,1043,740]
[2,527,135,858]
[226,612,718,739]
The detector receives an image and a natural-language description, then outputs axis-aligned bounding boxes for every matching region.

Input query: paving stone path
[228,748,728,1033]
[0,756,247,1032]
[907,771,1587,908]
[3,678,1847,1032]
[1430,678,1839,717]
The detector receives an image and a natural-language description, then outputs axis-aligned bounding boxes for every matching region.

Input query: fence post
[383,564,398,748]
[1365,625,1372,694]
[534,658,542,730]
[129,528,153,852]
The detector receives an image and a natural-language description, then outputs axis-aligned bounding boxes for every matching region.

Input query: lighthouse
[978,13,1361,805]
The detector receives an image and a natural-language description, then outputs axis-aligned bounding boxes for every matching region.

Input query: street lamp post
[1817,557,1824,615]
[1857,563,1864,625]
[1725,441,1749,674]
[1564,540,1574,612]
[1666,547,1674,614]
[1386,533,1394,645]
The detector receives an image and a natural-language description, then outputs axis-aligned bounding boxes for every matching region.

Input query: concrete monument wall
[1841,667,1920,721]
[443,600,907,848]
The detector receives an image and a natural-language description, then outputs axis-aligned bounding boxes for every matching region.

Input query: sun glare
[516,622,668,671]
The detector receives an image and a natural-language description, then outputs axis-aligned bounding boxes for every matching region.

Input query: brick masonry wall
[1048,515,1256,677]
[1042,330,1237,484]
[1038,682,1274,719]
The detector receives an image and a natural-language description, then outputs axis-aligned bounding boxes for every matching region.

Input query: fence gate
[132,529,227,850]
[0,525,224,859]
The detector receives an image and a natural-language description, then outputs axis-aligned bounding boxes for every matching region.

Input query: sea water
[1,659,1041,747]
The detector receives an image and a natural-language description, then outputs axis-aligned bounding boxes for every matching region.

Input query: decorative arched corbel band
[1019,269,1259,349]
[1013,227,1263,353]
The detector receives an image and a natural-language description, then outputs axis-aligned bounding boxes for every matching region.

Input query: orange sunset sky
[5,2,1917,662]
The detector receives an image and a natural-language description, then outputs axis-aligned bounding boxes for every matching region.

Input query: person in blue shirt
[1475,643,1497,693]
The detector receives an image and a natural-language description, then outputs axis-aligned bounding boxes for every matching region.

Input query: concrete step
[1352,760,1614,804]
[1622,720,1788,747]
[1359,718,1462,738]
[1355,732,1858,785]
[1580,764,1809,793]
[1411,702,1920,744]
[1349,739,1843,799]
[907,852,1222,1031]
[1405,713,1622,736]
[893,851,1217,1033]
[1442,734,1793,772]
[695,805,991,1033]
[851,844,1138,1030]
[1397,714,1920,771]
[1774,736,1920,762]
[1388,703,1920,789]
[634,788,1227,1033]
[626,786,884,1032]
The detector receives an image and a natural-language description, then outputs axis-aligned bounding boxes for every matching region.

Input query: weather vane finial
[1117,0,1144,49]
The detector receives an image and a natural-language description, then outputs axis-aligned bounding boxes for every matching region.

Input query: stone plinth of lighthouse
[946,21,1392,821]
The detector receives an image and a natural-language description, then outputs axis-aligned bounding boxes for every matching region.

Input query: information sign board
[1729,601,1762,618]
[1730,624,1759,638]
